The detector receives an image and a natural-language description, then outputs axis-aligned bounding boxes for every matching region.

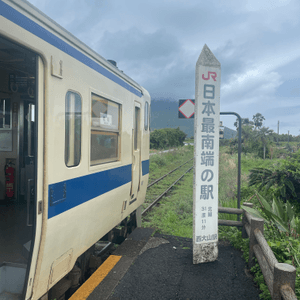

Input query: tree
[252,113,265,130]
[234,117,254,130]
[150,127,187,149]
[254,126,273,159]
[232,118,255,154]
[231,113,274,157]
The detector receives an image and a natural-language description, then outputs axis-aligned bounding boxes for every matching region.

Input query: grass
[144,163,193,205]
[240,152,280,175]
[143,170,193,237]
[144,145,294,232]
[143,145,294,232]
[149,146,193,182]
[143,146,194,212]
[218,147,238,205]
[143,145,242,235]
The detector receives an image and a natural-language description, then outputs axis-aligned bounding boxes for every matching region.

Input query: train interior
[0,36,37,299]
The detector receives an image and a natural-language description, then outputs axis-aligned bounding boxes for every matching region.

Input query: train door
[0,36,43,300]
[130,102,141,202]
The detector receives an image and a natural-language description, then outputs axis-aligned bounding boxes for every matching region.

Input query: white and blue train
[0,1,150,299]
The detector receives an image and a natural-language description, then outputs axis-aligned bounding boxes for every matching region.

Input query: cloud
[266,103,300,117]
[94,27,194,99]
[222,69,282,104]
[25,0,300,135]
[275,79,300,98]
[98,27,180,62]
[217,35,300,112]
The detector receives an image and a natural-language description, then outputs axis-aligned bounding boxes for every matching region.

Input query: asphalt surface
[88,228,261,300]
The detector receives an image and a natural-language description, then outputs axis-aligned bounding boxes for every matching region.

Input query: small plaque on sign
[100,113,112,126]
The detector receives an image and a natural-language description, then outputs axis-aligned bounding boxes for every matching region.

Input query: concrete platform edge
[87,227,155,300]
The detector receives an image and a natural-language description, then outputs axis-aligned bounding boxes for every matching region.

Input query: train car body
[0,1,150,299]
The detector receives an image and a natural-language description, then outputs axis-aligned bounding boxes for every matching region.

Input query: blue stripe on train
[142,160,149,176]
[48,160,149,219]
[0,1,142,98]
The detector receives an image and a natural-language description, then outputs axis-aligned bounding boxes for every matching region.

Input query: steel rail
[147,158,193,188]
[142,166,193,216]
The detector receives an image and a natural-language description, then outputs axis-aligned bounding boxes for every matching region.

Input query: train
[0,1,150,299]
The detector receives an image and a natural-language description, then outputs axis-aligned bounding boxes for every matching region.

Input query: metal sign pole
[193,44,221,264]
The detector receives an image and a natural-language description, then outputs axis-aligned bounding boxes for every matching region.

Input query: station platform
[70,227,261,300]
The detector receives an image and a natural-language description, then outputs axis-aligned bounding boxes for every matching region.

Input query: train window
[90,94,120,165]
[144,101,149,130]
[134,106,140,150]
[65,91,82,167]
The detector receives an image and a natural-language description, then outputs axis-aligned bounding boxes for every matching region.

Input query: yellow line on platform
[69,255,122,300]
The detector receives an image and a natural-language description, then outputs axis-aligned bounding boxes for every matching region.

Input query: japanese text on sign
[194,44,221,263]
[195,66,220,244]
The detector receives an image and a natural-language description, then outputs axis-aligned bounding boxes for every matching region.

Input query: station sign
[178,99,195,118]
[193,44,221,264]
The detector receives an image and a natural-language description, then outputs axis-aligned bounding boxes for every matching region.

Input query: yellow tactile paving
[69,255,122,300]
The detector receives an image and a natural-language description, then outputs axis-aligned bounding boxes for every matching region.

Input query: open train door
[23,55,44,300]
[0,35,44,300]
[130,102,141,203]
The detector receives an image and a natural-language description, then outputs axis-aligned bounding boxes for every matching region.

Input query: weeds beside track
[143,165,193,215]
[143,148,194,214]
[147,158,193,188]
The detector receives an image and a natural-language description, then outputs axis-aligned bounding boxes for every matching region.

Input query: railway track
[143,159,194,216]
[147,158,193,188]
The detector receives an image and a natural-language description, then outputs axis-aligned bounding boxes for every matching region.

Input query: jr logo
[202,72,217,81]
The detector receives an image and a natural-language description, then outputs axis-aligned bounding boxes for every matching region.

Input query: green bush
[219,139,232,147]
[248,150,300,212]
[150,127,187,149]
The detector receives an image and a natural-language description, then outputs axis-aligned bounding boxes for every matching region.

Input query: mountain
[150,99,236,139]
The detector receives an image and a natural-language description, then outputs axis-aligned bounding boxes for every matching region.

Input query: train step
[0,263,27,299]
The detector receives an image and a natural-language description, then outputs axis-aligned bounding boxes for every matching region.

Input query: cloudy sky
[27,0,300,135]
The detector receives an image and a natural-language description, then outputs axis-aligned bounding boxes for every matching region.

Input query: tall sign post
[193,44,221,264]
